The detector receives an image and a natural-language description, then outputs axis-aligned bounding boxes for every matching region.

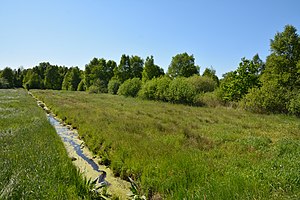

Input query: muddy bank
[30,93,131,199]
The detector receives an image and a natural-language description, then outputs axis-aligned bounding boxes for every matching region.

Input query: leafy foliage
[1,67,14,88]
[142,56,164,82]
[220,55,264,102]
[84,58,116,91]
[77,79,86,91]
[202,67,220,86]
[167,77,196,104]
[113,55,131,83]
[187,75,217,93]
[44,65,62,90]
[108,79,121,95]
[0,77,9,89]
[117,78,142,97]
[62,67,82,91]
[167,52,199,78]
[243,25,300,114]
[138,78,158,100]
[130,55,144,79]
[23,69,42,89]
[89,79,108,94]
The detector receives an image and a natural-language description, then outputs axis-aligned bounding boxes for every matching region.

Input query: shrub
[0,78,9,89]
[241,84,289,114]
[77,80,86,91]
[194,91,223,107]
[117,78,142,97]
[288,92,300,117]
[187,75,217,93]
[88,79,107,94]
[138,78,158,100]
[108,79,121,95]
[167,77,197,104]
[155,76,171,101]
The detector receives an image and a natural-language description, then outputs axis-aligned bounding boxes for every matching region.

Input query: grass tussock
[32,90,300,199]
[0,89,95,199]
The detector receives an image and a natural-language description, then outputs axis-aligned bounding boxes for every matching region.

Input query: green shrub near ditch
[0,89,94,199]
[32,90,300,199]
[117,78,142,97]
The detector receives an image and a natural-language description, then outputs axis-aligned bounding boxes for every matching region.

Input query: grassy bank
[32,90,300,199]
[0,89,94,199]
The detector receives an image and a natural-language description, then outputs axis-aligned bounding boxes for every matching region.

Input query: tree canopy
[242,25,300,115]
[220,55,264,102]
[167,52,199,78]
[142,56,164,82]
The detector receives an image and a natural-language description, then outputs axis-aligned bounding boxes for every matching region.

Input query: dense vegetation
[1,24,300,199]
[0,89,95,199]
[1,25,300,116]
[32,90,300,199]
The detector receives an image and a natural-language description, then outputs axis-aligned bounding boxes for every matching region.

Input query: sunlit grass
[0,89,93,199]
[32,90,300,199]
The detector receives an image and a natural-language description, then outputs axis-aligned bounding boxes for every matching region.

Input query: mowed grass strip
[0,89,93,199]
[33,90,300,199]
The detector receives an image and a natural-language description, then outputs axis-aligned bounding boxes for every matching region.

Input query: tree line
[1,25,299,116]
[0,52,213,93]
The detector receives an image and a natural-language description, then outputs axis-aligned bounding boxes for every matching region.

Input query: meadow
[0,89,95,199]
[32,90,300,200]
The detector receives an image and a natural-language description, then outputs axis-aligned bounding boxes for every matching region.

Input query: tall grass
[0,89,94,199]
[32,90,300,199]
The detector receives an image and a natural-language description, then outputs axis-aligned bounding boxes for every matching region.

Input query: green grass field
[0,89,95,199]
[32,90,300,199]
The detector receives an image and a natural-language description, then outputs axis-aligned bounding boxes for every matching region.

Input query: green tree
[0,78,9,88]
[44,65,62,90]
[167,53,199,78]
[14,68,24,88]
[77,79,86,91]
[88,79,108,93]
[130,55,144,79]
[219,55,264,101]
[108,79,121,95]
[84,58,116,91]
[243,25,300,114]
[23,69,42,89]
[113,54,131,83]
[62,67,81,91]
[106,60,117,81]
[261,25,300,89]
[202,67,220,86]
[1,67,14,88]
[142,56,164,82]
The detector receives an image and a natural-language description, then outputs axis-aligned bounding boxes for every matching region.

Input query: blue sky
[0,0,299,77]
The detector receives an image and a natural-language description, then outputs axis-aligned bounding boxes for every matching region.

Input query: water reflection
[48,115,101,172]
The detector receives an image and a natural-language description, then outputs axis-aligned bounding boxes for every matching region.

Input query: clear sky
[0,0,299,77]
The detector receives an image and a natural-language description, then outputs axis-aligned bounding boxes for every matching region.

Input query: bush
[117,78,142,97]
[155,76,171,101]
[167,77,197,104]
[241,84,289,114]
[108,79,121,95]
[138,78,158,100]
[88,79,107,94]
[194,91,223,107]
[77,80,86,91]
[0,78,9,89]
[288,92,300,117]
[187,75,217,93]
